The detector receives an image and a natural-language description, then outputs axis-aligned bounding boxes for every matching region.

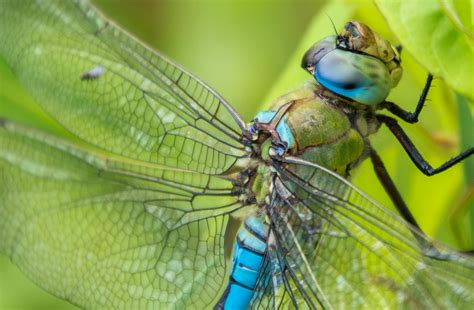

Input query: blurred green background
[0,0,472,309]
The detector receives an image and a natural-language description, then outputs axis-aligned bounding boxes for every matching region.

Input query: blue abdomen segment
[216,216,268,310]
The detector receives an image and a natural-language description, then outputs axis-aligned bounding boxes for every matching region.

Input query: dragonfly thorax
[250,83,380,177]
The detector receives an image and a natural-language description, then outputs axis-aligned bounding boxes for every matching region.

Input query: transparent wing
[0,0,247,174]
[253,156,474,309]
[0,120,243,308]
[250,232,310,310]
[0,1,250,307]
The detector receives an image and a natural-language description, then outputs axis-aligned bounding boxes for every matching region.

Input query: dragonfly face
[0,2,473,310]
[302,21,402,106]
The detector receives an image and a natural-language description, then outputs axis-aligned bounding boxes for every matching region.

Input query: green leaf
[375,0,474,101]
[439,0,474,39]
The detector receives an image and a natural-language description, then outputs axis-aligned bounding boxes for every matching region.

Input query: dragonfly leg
[377,114,474,176]
[381,73,433,123]
[369,147,423,232]
[369,147,447,252]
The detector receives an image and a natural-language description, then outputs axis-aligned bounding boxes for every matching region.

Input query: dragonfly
[0,1,473,309]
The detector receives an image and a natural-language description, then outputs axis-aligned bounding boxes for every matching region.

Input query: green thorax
[256,82,380,177]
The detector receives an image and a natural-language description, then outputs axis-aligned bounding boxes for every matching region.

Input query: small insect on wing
[80,66,104,80]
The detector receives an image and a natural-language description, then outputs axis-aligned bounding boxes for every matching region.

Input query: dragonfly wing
[0,0,247,174]
[250,232,311,310]
[0,120,242,308]
[0,1,249,307]
[261,156,474,309]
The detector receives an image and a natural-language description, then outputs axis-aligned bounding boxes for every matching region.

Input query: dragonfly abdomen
[216,216,268,310]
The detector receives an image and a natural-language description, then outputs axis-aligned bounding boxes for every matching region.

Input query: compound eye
[301,35,337,71]
[316,50,367,91]
[315,49,391,105]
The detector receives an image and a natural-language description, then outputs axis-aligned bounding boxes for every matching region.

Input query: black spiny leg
[369,147,423,232]
[370,147,435,249]
[377,115,474,176]
[379,73,474,174]
[381,74,433,123]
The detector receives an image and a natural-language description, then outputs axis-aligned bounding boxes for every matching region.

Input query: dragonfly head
[301,21,403,106]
